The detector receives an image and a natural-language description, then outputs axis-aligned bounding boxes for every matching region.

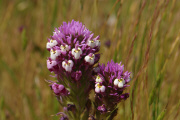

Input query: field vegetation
[0,0,180,120]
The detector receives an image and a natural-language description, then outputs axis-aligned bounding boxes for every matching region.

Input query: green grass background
[0,0,180,120]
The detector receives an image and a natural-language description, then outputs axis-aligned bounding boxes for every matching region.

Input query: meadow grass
[0,0,180,120]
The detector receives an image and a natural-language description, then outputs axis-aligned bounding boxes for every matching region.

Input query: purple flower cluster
[46,20,131,120]
[94,60,131,112]
[46,20,100,79]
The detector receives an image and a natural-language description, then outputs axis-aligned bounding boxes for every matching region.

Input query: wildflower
[47,59,57,70]
[62,60,74,72]
[60,44,70,54]
[50,49,61,60]
[46,20,100,75]
[51,83,69,96]
[46,20,101,120]
[95,75,103,83]
[85,53,95,65]
[114,78,125,88]
[95,40,101,47]
[95,83,105,93]
[97,104,107,113]
[72,47,82,59]
[87,40,96,48]
[94,60,131,113]
[46,39,58,49]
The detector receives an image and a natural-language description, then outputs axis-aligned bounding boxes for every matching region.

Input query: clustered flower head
[45,20,131,120]
[46,20,100,77]
[94,60,131,113]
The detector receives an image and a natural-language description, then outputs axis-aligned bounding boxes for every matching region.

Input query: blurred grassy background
[0,0,180,120]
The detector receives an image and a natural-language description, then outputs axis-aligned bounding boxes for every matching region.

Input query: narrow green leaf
[0,97,5,120]
[113,49,117,62]
[21,29,27,50]
[51,0,58,29]
[157,109,166,120]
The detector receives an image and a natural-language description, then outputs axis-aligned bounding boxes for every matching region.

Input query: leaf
[157,109,166,120]
[21,29,27,50]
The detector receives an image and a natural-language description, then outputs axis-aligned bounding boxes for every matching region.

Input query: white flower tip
[62,60,74,72]
[72,48,82,59]
[118,82,123,88]
[87,40,96,48]
[62,61,66,68]
[68,60,74,67]
[50,40,58,47]
[50,49,61,60]
[114,79,119,86]
[46,43,51,49]
[96,76,102,83]
[122,78,125,84]
[95,40,101,47]
[61,45,70,52]
[100,86,105,92]
[66,66,72,72]
[47,60,57,69]
[85,56,90,62]
[95,83,105,93]
[84,54,95,65]
[114,78,125,88]
[95,87,100,93]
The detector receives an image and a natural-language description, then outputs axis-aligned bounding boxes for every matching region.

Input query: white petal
[87,41,91,46]
[79,48,82,54]
[122,79,125,84]
[118,82,123,88]
[62,61,66,68]
[65,66,72,72]
[95,87,100,93]
[51,61,57,66]
[74,53,80,59]
[47,60,52,69]
[50,53,56,60]
[95,40,101,47]
[71,48,75,55]
[100,86,105,92]
[65,45,70,51]
[87,40,96,48]
[68,60,74,67]
[52,40,58,46]
[85,56,90,62]
[60,45,64,50]
[114,79,119,86]
[50,50,56,60]
[46,43,51,49]
[55,50,61,56]
[89,59,94,65]
[96,77,102,83]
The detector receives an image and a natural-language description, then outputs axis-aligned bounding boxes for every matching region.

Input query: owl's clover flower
[46,20,100,78]
[95,83,106,93]
[94,60,131,113]
[46,20,131,120]
[46,20,101,120]
[97,104,107,114]
[51,83,69,96]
